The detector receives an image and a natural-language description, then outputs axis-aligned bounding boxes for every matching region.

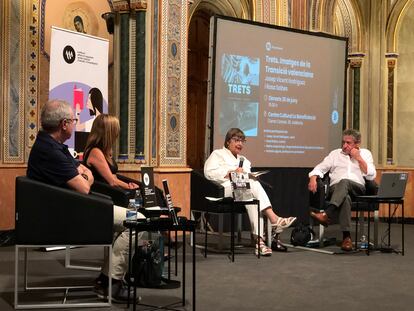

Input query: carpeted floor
[1,221,413,310]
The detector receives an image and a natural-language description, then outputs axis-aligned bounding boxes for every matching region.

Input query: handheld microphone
[239,156,245,168]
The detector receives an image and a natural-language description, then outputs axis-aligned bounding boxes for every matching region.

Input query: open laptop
[358,172,408,200]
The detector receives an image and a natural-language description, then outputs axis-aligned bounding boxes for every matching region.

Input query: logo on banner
[63,45,76,64]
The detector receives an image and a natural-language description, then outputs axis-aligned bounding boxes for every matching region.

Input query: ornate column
[133,4,146,160]
[385,53,398,165]
[348,53,365,130]
[158,0,188,167]
[112,0,147,162]
[118,10,130,159]
[1,0,38,164]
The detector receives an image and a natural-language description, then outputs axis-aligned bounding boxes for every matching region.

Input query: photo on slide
[219,101,259,136]
[221,54,260,86]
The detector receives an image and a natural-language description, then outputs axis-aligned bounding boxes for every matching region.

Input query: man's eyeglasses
[231,137,246,144]
[63,118,78,125]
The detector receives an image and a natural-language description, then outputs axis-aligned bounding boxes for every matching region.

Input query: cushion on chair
[15,176,113,245]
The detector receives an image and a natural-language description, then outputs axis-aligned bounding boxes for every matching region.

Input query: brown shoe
[341,237,353,251]
[310,211,329,227]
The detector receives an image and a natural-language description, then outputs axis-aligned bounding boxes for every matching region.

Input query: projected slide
[210,16,347,167]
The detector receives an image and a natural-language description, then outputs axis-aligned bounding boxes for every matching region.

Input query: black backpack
[131,238,164,288]
[290,222,314,246]
[129,236,180,289]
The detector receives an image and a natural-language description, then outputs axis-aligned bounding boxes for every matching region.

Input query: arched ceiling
[188,0,253,22]
[386,0,414,52]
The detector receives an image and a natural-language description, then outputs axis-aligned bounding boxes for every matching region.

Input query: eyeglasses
[232,137,246,144]
[63,118,78,125]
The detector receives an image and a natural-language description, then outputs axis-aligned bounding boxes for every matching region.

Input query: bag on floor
[131,237,164,288]
[290,222,314,246]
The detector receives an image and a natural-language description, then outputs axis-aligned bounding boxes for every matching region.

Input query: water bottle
[126,199,137,220]
[360,234,368,249]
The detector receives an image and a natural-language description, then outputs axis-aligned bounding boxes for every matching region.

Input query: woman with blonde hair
[83,114,138,190]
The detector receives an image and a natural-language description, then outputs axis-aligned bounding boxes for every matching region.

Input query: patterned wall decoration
[159,0,187,166]
[262,0,271,23]
[1,0,38,164]
[0,2,3,162]
[129,17,137,160]
[255,0,262,21]
[254,0,291,27]
[28,0,40,150]
[276,0,289,26]
[335,0,355,51]
[151,0,159,167]
[290,0,309,30]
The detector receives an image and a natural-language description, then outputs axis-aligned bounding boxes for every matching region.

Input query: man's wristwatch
[81,173,89,181]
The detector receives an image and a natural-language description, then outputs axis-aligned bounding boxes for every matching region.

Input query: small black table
[354,196,404,255]
[123,218,196,311]
[202,198,261,262]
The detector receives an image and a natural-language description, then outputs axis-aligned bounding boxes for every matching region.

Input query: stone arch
[386,0,414,53]
[188,0,253,22]
[392,1,414,166]
[334,0,364,53]
[186,0,254,168]
[310,0,337,32]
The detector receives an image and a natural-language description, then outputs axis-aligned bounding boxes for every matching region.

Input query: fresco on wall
[41,0,113,63]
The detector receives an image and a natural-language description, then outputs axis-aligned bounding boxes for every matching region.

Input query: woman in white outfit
[204,128,296,256]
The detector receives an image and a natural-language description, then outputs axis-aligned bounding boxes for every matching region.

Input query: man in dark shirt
[27,99,135,303]
[27,99,93,192]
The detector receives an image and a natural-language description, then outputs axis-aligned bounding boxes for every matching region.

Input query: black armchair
[309,175,379,249]
[191,169,271,261]
[14,176,114,308]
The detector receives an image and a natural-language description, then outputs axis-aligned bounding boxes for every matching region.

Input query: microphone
[239,156,245,168]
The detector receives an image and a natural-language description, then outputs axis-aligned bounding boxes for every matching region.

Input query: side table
[124,218,196,310]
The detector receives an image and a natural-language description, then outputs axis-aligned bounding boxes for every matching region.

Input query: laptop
[358,172,408,199]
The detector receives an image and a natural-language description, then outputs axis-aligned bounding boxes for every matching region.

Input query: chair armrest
[309,176,329,211]
[191,170,225,212]
[90,191,112,201]
[15,176,113,245]
[91,180,132,207]
[365,179,378,195]
[191,170,225,197]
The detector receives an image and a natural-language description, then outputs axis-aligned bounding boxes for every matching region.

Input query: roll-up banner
[49,26,108,159]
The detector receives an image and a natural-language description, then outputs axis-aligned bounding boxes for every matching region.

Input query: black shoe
[271,239,288,252]
[94,278,141,304]
[94,273,108,290]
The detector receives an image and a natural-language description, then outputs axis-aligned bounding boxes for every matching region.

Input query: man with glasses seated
[204,128,296,256]
[27,99,139,303]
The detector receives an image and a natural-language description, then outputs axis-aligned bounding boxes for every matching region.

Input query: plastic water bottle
[126,199,137,220]
[360,234,368,249]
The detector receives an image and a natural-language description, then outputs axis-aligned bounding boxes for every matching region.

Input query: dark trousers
[327,179,365,232]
